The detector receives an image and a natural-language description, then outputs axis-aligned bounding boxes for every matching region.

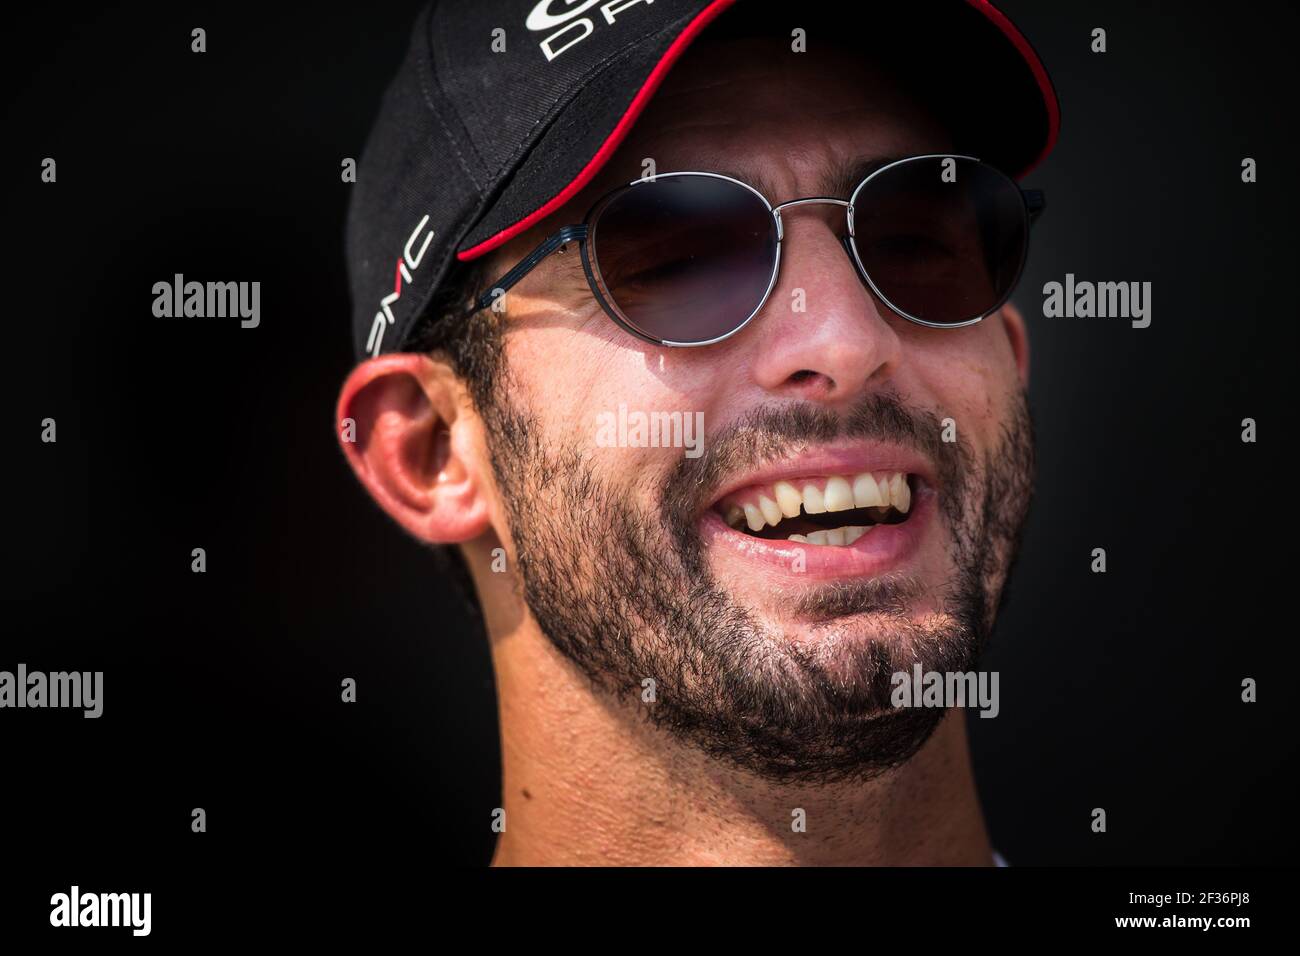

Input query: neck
[484,600,994,867]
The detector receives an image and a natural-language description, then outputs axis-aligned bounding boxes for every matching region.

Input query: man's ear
[335,353,491,545]
[1000,301,1030,388]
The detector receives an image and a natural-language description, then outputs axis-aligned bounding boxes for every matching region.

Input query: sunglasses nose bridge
[770,197,852,243]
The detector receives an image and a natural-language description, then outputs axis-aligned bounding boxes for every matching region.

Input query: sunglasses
[466,154,1045,346]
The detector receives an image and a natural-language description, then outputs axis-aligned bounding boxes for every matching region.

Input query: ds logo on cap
[526,0,655,62]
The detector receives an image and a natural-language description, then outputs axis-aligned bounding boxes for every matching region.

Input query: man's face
[472,35,1034,782]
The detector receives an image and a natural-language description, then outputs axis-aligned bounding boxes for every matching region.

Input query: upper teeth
[725,471,912,533]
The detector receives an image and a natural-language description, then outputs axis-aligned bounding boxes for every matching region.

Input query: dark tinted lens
[589,175,778,343]
[850,157,1027,324]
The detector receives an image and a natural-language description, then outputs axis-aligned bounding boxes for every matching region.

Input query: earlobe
[335,354,492,545]
[1000,301,1031,388]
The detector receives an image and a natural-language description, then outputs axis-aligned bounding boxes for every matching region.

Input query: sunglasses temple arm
[1022,188,1046,225]
[464,224,589,316]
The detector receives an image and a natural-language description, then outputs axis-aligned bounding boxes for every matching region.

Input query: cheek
[906,326,1020,447]
[505,328,722,481]
[502,291,632,429]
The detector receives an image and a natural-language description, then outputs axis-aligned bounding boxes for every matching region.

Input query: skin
[337,35,1031,866]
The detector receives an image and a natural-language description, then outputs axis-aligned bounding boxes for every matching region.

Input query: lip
[703,442,937,510]
[699,479,936,579]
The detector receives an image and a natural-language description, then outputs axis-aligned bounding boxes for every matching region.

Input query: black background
[1,0,1295,925]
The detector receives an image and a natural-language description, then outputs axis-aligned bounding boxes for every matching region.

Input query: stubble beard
[480,381,1035,784]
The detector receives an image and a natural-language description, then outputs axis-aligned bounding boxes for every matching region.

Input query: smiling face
[453,33,1035,782]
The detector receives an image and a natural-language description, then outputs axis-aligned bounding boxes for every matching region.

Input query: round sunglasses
[463,154,1045,346]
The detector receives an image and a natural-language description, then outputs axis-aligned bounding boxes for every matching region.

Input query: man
[337,0,1058,865]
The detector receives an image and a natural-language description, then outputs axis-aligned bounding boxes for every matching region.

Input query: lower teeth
[788,525,873,546]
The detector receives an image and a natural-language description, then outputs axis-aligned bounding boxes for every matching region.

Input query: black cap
[345,0,1059,360]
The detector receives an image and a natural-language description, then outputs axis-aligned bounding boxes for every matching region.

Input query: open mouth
[713,472,917,547]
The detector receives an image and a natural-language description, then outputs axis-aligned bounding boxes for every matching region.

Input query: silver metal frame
[469,154,1036,346]
[845,153,1022,330]
[586,171,782,347]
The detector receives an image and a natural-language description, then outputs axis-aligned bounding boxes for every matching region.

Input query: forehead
[484,34,952,269]
[589,35,948,195]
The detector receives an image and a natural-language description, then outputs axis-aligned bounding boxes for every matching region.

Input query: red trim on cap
[457,0,1058,263]
[457,0,739,262]
[966,0,1060,177]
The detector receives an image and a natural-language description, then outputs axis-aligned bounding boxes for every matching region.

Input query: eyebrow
[822,155,905,199]
[706,155,906,204]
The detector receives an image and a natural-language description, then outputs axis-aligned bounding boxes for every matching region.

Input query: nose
[747,201,903,404]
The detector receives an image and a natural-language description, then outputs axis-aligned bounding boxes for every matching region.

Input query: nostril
[783,368,838,398]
